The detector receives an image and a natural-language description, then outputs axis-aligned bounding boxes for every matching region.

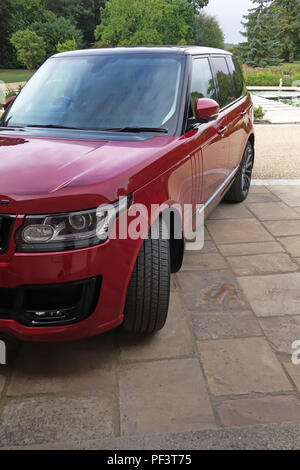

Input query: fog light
[35,311,46,317]
[34,310,64,317]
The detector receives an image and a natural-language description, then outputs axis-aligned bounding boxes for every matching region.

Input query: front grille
[0,215,15,254]
[0,277,102,326]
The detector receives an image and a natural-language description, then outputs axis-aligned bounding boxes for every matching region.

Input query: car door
[211,55,249,178]
[185,56,229,207]
[225,55,251,171]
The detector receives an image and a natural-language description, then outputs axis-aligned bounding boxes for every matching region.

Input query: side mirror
[195,98,219,123]
[3,96,16,111]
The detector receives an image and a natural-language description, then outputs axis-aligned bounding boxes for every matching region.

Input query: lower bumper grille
[0,277,102,327]
[0,215,15,254]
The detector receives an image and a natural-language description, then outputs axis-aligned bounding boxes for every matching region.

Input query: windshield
[1,53,184,135]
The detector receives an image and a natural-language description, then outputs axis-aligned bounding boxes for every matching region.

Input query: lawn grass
[0,69,34,84]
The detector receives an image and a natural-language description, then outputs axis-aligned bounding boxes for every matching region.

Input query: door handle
[218,126,227,136]
[241,110,247,116]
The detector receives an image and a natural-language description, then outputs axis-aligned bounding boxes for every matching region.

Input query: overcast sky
[203,0,253,44]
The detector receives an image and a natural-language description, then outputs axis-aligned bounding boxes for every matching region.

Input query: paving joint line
[174,278,223,428]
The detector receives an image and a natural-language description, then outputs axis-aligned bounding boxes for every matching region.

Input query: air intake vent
[0,215,15,254]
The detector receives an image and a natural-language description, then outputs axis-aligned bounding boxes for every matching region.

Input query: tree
[1,0,210,67]
[194,13,224,49]
[10,0,47,28]
[161,0,195,45]
[10,29,46,69]
[272,0,300,62]
[188,0,209,10]
[56,38,77,53]
[94,0,195,47]
[30,11,83,57]
[1,0,84,67]
[0,0,46,67]
[44,0,106,45]
[241,0,282,67]
[226,45,242,57]
[0,0,18,67]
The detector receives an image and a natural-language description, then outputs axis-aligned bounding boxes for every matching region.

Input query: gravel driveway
[253,125,300,179]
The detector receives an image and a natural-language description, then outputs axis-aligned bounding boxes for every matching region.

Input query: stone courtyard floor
[1,183,300,450]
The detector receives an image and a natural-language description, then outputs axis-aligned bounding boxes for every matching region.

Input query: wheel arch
[248,133,255,155]
[159,207,184,274]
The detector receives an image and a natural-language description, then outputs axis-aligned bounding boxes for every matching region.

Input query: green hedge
[245,72,292,86]
[292,72,300,84]
[254,105,266,120]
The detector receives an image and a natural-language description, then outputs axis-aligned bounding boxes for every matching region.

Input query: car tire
[123,217,171,334]
[224,141,254,203]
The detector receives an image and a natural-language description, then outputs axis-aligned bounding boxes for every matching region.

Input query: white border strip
[252,179,300,186]
[254,124,300,127]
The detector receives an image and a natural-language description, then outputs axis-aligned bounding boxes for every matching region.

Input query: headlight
[16,196,131,252]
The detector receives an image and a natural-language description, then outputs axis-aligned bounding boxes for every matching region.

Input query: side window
[211,56,236,108]
[226,56,246,99]
[190,57,217,116]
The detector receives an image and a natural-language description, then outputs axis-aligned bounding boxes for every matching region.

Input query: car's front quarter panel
[0,133,197,341]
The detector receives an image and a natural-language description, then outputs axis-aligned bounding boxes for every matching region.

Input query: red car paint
[3,96,15,110]
[0,47,254,342]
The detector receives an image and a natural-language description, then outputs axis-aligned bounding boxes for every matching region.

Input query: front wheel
[123,217,171,334]
[224,141,254,203]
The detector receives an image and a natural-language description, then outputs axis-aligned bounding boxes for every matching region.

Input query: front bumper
[0,277,102,327]
[0,216,143,341]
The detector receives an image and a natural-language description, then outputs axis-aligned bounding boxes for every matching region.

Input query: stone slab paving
[278,236,300,257]
[197,337,292,396]
[226,253,298,276]
[264,220,300,237]
[118,359,216,436]
[251,94,300,124]
[0,376,5,394]
[259,317,300,354]
[1,184,300,450]
[282,357,300,391]
[218,395,300,427]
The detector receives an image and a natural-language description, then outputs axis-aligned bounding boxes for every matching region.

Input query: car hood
[0,134,180,214]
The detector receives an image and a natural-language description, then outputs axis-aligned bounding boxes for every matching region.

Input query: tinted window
[226,56,246,99]
[1,54,184,135]
[190,57,217,116]
[211,56,236,108]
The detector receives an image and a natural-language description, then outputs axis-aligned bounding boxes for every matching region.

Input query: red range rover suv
[0,47,254,342]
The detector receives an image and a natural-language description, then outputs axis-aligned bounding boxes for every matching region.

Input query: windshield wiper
[103,126,169,134]
[26,124,81,130]
[11,125,169,133]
